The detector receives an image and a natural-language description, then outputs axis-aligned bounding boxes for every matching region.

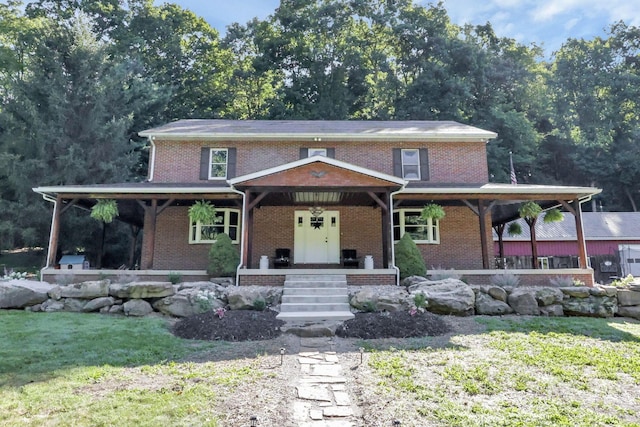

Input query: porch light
[309,205,324,217]
[250,415,258,426]
[280,347,285,365]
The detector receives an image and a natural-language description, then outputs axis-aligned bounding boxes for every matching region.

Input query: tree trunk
[128,225,140,268]
[494,224,506,268]
[624,187,638,212]
[96,222,106,269]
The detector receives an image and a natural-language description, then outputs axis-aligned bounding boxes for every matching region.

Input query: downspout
[229,185,246,287]
[389,184,407,286]
[147,136,157,182]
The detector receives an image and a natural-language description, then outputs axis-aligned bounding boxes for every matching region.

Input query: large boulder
[410,279,475,316]
[154,288,224,317]
[63,298,87,312]
[401,275,428,288]
[560,286,591,298]
[225,286,282,310]
[617,290,640,306]
[618,305,640,320]
[533,287,564,306]
[123,299,153,316]
[540,304,564,317]
[377,289,411,312]
[507,288,540,315]
[349,289,378,311]
[0,280,55,308]
[41,298,65,312]
[562,295,617,318]
[82,297,116,312]
[475,292,513,315]
[178,281,227,300]
[57,280,110,299]
[109,282,175,299]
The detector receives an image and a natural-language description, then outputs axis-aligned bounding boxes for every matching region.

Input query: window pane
[229,211,239,225]
[308,148,327,157]
[210,164,227,178]
[210,150,227,163]
[402,165,420,180]
[406,226,429,241]
[200,226,217,241]
[402,149,419,164]
[228,227,237,241]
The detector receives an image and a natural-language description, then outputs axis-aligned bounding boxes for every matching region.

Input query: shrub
[362,300,378,312]
[394,233,427,279]
[168,272,182,284]
[208,233,240,277]
[253,298,267,311]
[490,273,520,288]
[413,292,427,309]
[611,274,634,288]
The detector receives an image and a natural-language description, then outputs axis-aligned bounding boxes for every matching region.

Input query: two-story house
[34,120,600,285]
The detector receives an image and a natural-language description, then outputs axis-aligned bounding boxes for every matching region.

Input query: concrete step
[276,311,354,322]
[283,280,347,288]
[280,302,351,312]
[283,287,348,296]
[281,294,348,304]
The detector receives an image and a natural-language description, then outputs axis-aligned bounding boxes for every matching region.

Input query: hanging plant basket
[421,203,446,221]
[189,200,217,224]
[90,199,119,223]
[543,208,563,223]
[507,222,522,236]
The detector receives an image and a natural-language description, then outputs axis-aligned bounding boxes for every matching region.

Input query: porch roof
[139,119,497,142]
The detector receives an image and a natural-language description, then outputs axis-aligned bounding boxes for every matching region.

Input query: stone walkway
[291,337,361,426]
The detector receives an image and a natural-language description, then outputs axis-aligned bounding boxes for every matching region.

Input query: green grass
[367,317,640,427]
[0,311,259,426]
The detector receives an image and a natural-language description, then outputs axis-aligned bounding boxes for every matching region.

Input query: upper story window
[209,148,228,179]
[393,209,439,244]
[308,148,327,157]
[401,149,420,180]
[200,147,236,181]
[190,208,241,244]
[393,148,429,181]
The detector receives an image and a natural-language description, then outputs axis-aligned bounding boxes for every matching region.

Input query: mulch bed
[335,311,452,339]
[173,309,452,341]
[173,309,285,341]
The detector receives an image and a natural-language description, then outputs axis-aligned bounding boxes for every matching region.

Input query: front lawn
[363,316,640,426]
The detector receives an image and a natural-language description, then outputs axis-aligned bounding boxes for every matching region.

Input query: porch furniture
[274,248,291,268]
[342,249,359,268]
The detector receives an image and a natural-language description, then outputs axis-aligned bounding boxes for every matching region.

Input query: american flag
[510,152,517,185]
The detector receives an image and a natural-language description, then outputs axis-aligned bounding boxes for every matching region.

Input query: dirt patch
[173,309,453,342]
[173,309,285,341]
[336,311,451,339]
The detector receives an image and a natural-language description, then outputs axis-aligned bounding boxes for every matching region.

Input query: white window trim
[208,148,228,180]
[401,148,421,181]
[308,148,327,157]
[394,209,440,244]
[189,208,241,244]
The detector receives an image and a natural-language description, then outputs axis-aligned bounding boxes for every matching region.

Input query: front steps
[276,274,355,323]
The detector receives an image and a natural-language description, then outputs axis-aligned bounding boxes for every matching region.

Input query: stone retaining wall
[1,276,639,321]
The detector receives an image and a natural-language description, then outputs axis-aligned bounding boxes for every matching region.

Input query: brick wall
[151,139,488,184]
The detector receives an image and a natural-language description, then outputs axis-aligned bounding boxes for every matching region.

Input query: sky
[155,0,640,56]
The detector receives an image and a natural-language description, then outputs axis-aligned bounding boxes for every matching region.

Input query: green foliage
[543,208,563,223]
[362,300,378,313]
[413,293,427,309]
[611,274,634,288]
[421,203,445,221]
[253,298,267,311]
[167,272,182,285]
[518,201,542,221]
[90,199,119,223]
[188,200,217,224]
[507,222,522,236]
[394,233,427,279]
[207,233,239,277]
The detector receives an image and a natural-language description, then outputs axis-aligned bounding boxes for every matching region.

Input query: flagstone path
[291,337,361,426]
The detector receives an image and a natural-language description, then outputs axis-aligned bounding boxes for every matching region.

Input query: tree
[0,13,167,256]
[394,233,427,279]
[208,233,240,277]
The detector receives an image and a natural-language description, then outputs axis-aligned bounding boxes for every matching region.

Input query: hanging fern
[421,203,446,221]
[188,200,218,224]
[518,201,542,220]
[543,208,563,223]
[507,222,522,236]
[90,199,119,223]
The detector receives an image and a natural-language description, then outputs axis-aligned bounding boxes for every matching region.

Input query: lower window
[190,208,240,244]
[393,209,439,244]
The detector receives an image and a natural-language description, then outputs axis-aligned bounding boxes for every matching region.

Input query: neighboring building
[34,120,599,285]
[494,212,640,283]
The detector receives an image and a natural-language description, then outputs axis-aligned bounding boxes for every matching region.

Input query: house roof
[139,119,498,142]
[399,182,599,198]
[495,212,640,241]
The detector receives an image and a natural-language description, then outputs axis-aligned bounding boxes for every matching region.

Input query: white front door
[294,210,340,264]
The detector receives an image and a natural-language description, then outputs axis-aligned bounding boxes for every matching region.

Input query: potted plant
[188,200,218,224]
[421,203,445,221]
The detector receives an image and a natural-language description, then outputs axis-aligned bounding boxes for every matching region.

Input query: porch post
[245,191,254,268]
[572,199,589,269]
[142,199,157,270]
[478,200,491,269]
[46,195,63,267]
[381,191,390,268]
